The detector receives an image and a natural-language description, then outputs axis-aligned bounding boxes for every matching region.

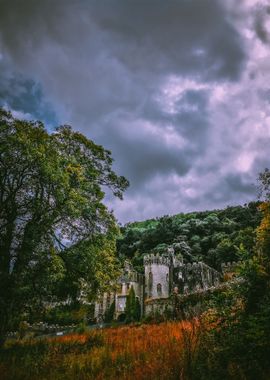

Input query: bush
[75,323,88,334]
[43,304,92,326]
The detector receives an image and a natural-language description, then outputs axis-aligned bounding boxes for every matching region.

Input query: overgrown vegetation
[0,322,198,380]
[186,170,270,379]
[43,303,94,326]
[117,202,261,271]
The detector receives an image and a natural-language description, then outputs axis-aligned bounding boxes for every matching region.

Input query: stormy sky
[1,0,270,223]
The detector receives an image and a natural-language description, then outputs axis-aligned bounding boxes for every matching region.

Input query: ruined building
[94,247,221,322]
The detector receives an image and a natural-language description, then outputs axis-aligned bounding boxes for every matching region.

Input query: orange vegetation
[1,321,201,380]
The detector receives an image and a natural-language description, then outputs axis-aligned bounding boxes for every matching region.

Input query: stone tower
[144,253,171,299]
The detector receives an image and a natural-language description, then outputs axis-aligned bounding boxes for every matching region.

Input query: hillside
[117,202,262,272]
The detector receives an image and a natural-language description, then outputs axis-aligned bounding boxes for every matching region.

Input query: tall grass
[0,321,201,380]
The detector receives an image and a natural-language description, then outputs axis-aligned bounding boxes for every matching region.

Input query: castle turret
[144,253,171,299]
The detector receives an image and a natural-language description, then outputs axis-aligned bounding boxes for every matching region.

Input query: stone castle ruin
[94,246,222,322]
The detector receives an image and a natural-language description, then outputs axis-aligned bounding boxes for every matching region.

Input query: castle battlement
[143,253,171,266]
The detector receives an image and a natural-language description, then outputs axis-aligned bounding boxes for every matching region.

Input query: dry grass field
[0,321,200,380]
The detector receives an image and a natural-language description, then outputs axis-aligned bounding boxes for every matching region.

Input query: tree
[125,286,141,323]
[104,300,115,323]
[239,170,270,313]
[0,108,129,341]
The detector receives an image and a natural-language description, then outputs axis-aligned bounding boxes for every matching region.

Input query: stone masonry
[94,246,222,322]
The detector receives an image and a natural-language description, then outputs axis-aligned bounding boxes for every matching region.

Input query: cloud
[253,4,270,44]
[0,0,269,223]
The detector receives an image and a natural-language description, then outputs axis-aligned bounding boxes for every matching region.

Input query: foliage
[125,286,141,323]
[43,303,93,326]
[0,108,128,340]
[75,322,89,334]
[192,289,270,379]
[188,169,270,379]
[104,300,115,323]
[117,203,261,272]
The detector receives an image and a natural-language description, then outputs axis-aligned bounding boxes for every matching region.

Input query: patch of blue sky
[0,78,58,132]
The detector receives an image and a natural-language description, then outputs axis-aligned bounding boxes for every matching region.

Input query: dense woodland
[117,202,262,271]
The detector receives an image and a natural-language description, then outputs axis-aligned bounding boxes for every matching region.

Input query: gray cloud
[254,4,270,44]
[0,0,268,223]
[91,0,245,80]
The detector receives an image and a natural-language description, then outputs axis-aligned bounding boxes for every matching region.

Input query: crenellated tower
[144,253,171,299]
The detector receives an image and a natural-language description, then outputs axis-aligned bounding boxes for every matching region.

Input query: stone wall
[173,262,221,294]
[94,291,115,321]
[144,297,173,317]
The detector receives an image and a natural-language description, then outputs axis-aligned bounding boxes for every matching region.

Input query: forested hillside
[117,202,262,272]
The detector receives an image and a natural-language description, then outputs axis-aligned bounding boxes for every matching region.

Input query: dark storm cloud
[0,0,245,82]
[91,0,245,80]
[0,0,263,223]
[173,89,210,141]
[97,86,211,191]
[104,119,190,189]
[225,173,255,195]
[254,5,270,44]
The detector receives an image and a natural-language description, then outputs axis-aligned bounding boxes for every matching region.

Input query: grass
[0,321,200,380]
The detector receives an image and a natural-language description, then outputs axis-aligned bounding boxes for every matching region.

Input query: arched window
[148,272,153,289]
[157,283,162,297]
[148,272,153,297]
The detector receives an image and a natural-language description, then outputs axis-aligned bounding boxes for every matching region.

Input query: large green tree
[0,108,128,340]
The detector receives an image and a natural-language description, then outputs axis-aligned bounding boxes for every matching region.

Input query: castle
[94,246,223,322]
